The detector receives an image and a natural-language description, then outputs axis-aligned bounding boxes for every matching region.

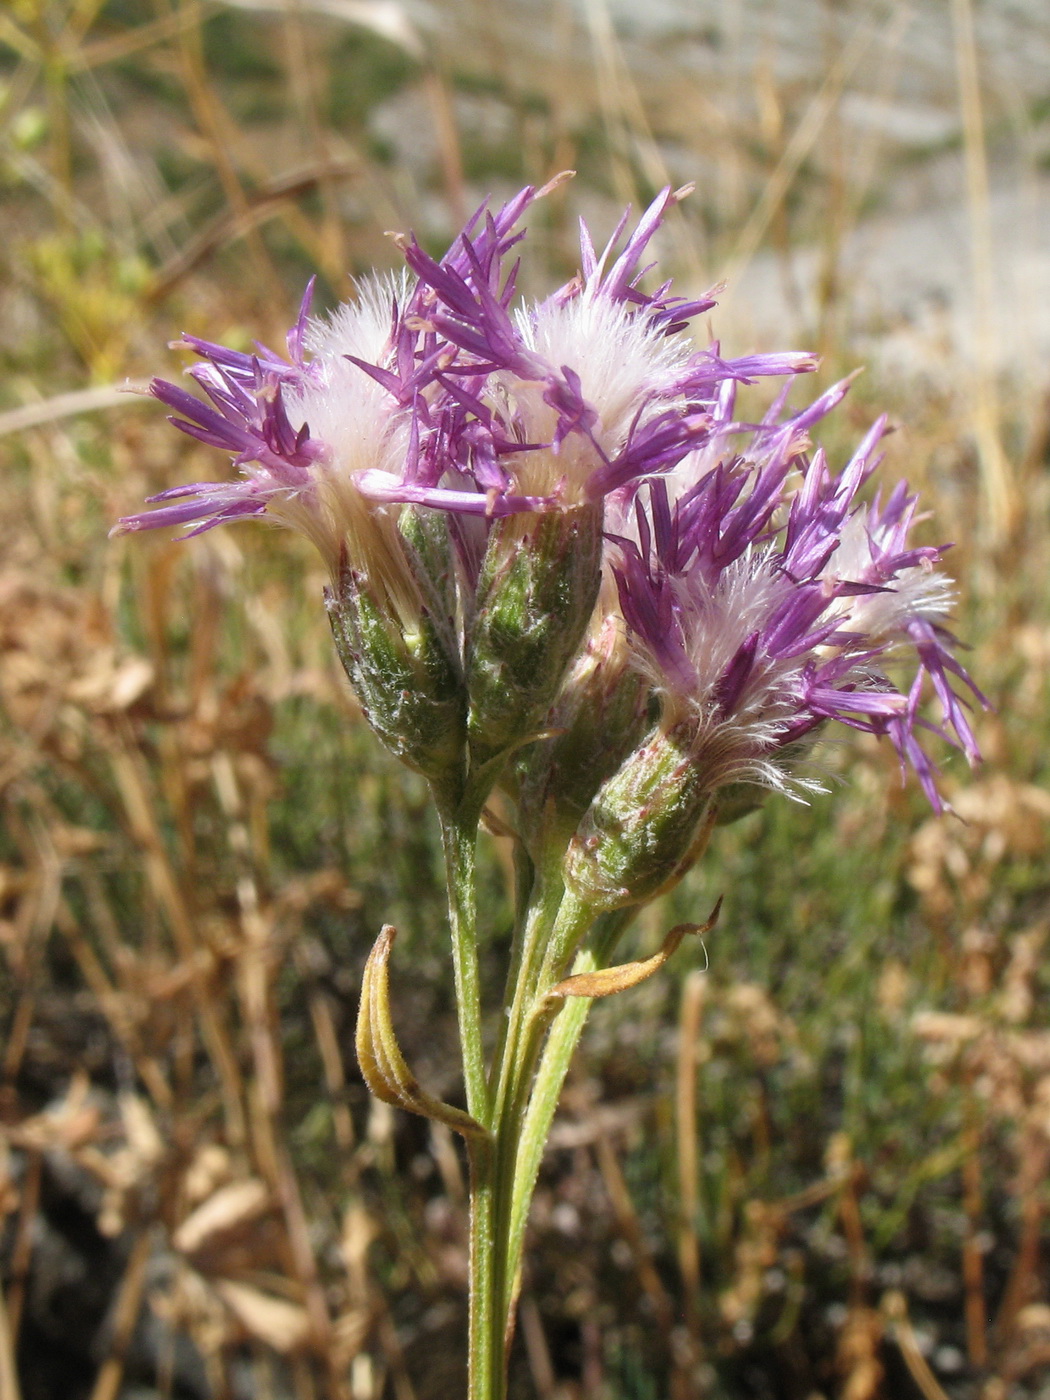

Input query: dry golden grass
[1,2,1049,1397]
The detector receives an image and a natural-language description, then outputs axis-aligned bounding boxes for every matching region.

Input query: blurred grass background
[1,1,1049,1397]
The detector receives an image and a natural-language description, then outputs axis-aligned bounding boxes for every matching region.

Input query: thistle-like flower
[114,178,810,556]
[116,176,981,821]
[358,182,817,518]
[115,181,988,1400]
[565,380,984,910]
[609,400,983,807]
[113,274,416,578]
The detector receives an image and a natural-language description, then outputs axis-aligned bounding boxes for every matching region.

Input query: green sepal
[712,782,766,825]
[326,544,466,788]
[397,505,460,658]
[563,720,714,912]
[465,504,603,770]
[516,654,648,857]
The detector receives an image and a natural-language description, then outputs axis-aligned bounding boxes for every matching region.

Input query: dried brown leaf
[213,1278,311,1354]
[173,1178,271,1255]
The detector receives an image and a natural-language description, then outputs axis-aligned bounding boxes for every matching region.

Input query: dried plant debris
[3,0,1050,1395]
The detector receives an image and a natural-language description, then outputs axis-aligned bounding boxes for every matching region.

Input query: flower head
[609,395,985,812]
[116,177,814,543]
[358,182,816,517]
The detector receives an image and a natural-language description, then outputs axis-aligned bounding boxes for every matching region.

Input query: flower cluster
[116,177,982,880]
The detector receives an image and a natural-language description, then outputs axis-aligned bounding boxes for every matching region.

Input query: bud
[563,720,716,912]
[326,511,465,788]
[465,504,603,768]
[515,614,649,855]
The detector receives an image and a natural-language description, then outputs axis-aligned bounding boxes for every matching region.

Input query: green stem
[508,992,591,1287]
[437,810,490,1128]
[504,908,636,1298]
[481,871,567,1392]
[446,820,628,1398]
[479,887,598,1393]
[484,839,538,1100]
[436,804,500,1399]
[466,1138,498,1400]
[489,867,566,1106]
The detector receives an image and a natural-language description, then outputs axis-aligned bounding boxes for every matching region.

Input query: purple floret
[112,281,328,538]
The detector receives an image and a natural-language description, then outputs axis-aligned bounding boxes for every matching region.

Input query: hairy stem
[505,909,636,1298]
[437,810,490,1128]
[481,887,598,1391]
[436,805,498,1399]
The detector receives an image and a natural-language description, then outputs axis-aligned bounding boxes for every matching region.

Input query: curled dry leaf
[356,925,488,1142]
[547,900,721,1002]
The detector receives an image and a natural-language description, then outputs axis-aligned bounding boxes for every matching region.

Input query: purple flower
[116,179,818,546]
[355,184,817,517]
[610,391,985,811]
[112,184,575,546]
[113,281,324,538]
[114,272,429,579]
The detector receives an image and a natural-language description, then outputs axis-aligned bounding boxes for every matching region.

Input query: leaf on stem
[356,925,489,1142]
[545,899,722,1002]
